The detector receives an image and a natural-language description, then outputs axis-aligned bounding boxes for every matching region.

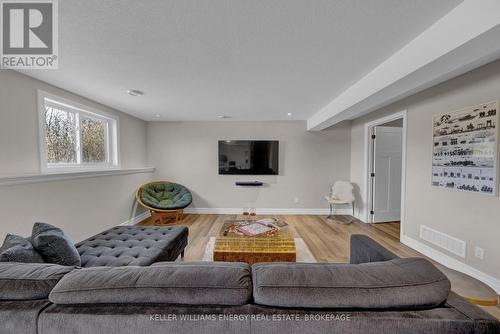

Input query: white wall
[350,59,500,282]
[0,70,152,242]
[147,121,351,211]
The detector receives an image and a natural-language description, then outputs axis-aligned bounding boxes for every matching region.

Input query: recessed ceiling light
[287,112,292,116]
[218,115,231,119]
[154,113,160,118]
[127,89,144,97]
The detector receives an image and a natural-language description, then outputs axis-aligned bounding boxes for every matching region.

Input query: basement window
[38,91,120,173]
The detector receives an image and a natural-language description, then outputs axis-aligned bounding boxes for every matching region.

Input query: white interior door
[371,126,403,223]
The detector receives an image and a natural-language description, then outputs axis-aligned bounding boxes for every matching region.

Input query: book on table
[235,222,275,236]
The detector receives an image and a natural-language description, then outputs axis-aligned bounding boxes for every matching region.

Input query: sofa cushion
[140,182,192,210]
[50,262,252,306]
[75,225,188,267]
[0,234,45,263]
[252,258,450,309]
[0,299,52,334]
[0,262,76,300]
[31,223,81,266]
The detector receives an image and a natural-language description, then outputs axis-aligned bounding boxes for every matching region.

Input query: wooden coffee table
[213,218,296,264]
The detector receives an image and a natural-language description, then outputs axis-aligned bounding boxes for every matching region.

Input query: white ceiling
[21,0,462,121]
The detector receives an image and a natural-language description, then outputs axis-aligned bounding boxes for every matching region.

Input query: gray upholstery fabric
[37,295,500,334]
[31,223,81,266]
[2,233,498,334]
[350,234,399,264]
[50,262,252,306]
[249,297,500,334]
[0,300,51,334]
[252,258,451,308]
[0,234,45,263]
[75,225,188,267]
[39,304,252,334]
[0,262,76,300]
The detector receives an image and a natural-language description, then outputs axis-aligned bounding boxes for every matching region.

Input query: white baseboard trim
[183,207,352,215]
[401,235,500,294]
[118,207,349,226]
[120,211,151,226]
[353,211,367,223]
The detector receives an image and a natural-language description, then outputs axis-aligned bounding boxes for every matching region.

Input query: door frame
[363,110,407,239]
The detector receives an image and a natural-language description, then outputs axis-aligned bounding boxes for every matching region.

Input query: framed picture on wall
[432,101,499,195]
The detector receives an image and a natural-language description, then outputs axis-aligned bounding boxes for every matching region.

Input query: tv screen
[218,140,279,175]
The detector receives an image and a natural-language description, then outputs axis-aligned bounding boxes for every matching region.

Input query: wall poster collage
[432,101,498,195]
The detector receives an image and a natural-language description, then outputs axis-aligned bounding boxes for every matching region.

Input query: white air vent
[420,225,466,258]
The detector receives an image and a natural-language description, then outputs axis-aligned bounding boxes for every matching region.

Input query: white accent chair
[325,181,355,224]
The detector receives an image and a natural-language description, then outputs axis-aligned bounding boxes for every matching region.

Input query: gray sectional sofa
[0,234,498,334]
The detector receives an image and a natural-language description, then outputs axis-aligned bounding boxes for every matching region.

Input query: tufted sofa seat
[75,226,188,267]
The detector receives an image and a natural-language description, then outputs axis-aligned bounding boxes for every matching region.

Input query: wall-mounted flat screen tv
[218,140,279,175]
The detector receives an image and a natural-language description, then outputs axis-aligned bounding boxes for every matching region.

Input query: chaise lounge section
[76,225,189,267]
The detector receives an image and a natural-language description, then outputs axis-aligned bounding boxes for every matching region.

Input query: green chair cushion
[140,182,192,210]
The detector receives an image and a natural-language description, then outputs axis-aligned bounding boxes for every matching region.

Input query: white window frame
[38,90,120,174]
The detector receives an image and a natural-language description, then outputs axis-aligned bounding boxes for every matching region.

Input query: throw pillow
[0,234,45,263]
[31,223,81,266]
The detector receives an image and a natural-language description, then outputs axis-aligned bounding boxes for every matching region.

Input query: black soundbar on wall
[235,181,263,186]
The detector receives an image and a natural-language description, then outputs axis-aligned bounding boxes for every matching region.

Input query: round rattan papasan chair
[136,181,192,225]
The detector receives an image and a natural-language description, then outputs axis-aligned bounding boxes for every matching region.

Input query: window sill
[0,167,155,186]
